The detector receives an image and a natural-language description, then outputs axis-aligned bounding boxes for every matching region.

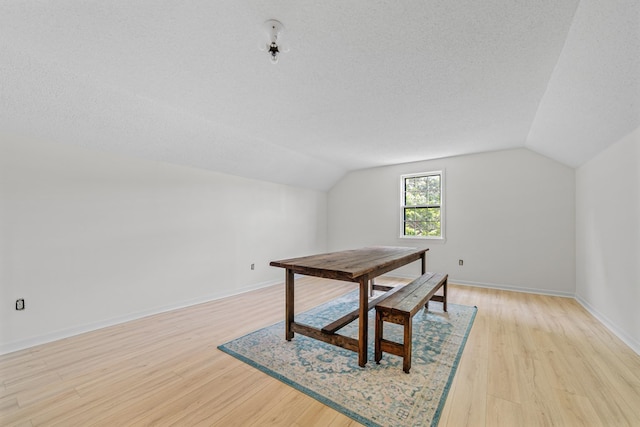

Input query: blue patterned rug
[218,290,476,427]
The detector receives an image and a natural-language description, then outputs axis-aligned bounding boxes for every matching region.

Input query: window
[400,171,444,239]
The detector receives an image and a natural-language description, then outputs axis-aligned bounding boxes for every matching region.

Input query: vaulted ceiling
[2,1,638,190]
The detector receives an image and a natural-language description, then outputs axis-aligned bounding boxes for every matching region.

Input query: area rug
[218,290,477,427]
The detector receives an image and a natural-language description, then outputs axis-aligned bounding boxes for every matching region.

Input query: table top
[270,246,428,282]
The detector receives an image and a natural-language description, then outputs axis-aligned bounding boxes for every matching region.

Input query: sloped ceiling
[1,1,638,190]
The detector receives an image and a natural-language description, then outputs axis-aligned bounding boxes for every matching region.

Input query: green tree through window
[401,172,443,238]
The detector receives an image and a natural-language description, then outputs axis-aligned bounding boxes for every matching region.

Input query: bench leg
[375,310,383,363]
[376,311,415,373]
[403,314,412,373]
[424,277,448,312]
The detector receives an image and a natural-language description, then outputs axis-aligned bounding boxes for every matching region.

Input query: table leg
[421,252,426,274]
[285,269,294,341]
[358,277,368,367]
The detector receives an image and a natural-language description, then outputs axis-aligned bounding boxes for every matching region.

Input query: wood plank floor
[1,277,639,426]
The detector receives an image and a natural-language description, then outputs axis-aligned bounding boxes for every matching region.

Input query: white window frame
[399,170,445,240]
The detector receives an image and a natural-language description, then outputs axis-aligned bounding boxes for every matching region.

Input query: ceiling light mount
[263,19,287,64]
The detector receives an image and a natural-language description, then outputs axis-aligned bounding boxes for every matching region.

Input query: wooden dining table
[269,246,428,367]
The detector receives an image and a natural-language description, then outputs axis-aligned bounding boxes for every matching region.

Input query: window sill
[399,235,445,241]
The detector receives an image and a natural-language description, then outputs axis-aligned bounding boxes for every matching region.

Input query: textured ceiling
[1,1,638,190]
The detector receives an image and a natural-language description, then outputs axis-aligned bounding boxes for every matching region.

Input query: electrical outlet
[16,299,25,310]
[458,259,464,266]
[250,263,255,270]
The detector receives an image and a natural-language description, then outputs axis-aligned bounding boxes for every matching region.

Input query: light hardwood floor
[1,278,639,426]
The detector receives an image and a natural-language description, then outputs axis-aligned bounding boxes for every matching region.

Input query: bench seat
[374,272,448,373]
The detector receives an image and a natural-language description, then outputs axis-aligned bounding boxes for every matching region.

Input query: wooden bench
[374,272,448,373]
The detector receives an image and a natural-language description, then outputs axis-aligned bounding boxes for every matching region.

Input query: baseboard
[0,279,281,356]
[385,274,574,298]
[450,278,575,298]
[575,295,640,356]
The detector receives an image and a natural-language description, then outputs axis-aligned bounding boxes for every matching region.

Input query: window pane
[404,175,440,206]
[404,207,441,236]
[426,175,440,205]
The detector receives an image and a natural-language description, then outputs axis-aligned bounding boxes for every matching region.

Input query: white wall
[0,138,327,354]
[3,135,637,355]
[576,127,640,353]
[328,148,576,295]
